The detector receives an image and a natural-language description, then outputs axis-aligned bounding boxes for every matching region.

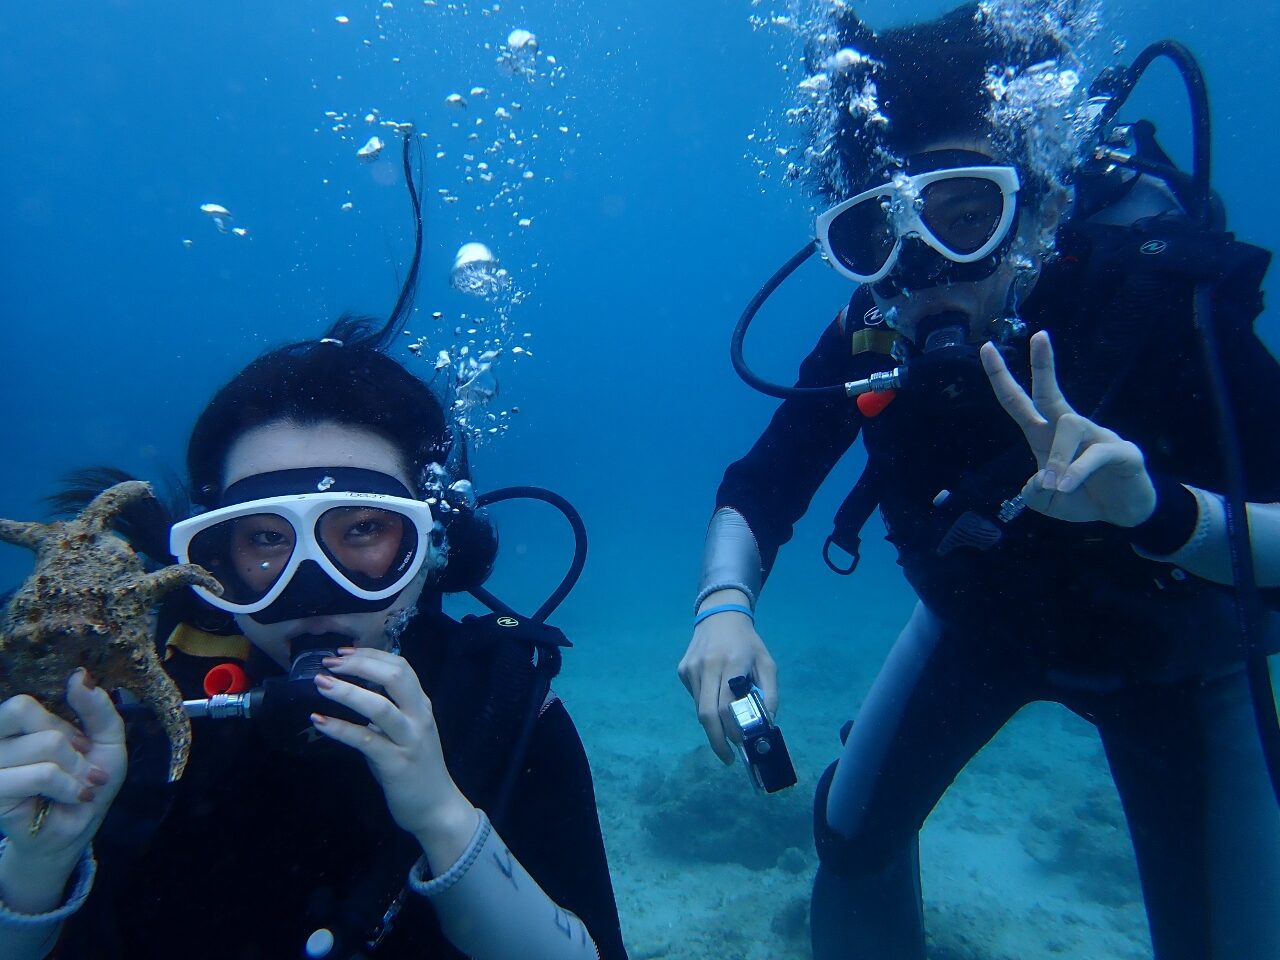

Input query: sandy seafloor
[536,579,1155,960]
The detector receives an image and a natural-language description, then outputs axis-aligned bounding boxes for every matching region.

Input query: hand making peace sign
[981,331,1158,528]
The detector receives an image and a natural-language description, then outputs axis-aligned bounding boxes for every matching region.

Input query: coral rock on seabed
[0,481,221,782]
[638,748,812,869]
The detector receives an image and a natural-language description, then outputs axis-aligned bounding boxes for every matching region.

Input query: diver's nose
[893,236,948,280]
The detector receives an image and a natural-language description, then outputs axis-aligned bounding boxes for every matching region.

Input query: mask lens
[315,506,419,591]
[187,513,297,605]
[825,194,896,278]
[919,177,1005,255]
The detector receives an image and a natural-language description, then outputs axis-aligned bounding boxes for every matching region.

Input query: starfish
[0,480,220,788]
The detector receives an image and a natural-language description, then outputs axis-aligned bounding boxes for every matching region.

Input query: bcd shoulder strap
[430,612,568,827]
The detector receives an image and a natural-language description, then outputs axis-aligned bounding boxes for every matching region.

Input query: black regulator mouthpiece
[252,633,380,753]
[184,633,382,755]
[914,311,967,351]
[287,633,352,682]
[901,311,1012,411]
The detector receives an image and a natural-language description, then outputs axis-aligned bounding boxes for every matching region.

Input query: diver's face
[220,420,427,669]
[865,138,1054,345]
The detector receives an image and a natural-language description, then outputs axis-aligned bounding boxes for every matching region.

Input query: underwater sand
[547,580,1153,960]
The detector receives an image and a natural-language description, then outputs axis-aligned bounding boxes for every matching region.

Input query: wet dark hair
[52,332,496,598]
[187,317,448,509]
[813,2,1067,198]
[185,315,497,595]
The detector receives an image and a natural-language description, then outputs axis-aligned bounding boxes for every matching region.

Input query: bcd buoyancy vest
[825,215,1280,682]
[59,607,567,960]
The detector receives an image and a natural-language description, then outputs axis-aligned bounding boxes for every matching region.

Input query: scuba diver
[676,4,1280,958]
[0,135,628,960]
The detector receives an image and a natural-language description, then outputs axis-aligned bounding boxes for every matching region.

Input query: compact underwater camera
[726,675,797,794]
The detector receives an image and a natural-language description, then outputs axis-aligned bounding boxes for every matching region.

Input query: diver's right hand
[0,670,126,868]
[677,591,779,764]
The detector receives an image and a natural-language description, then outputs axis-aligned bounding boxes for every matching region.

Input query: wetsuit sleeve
[715,314,864,575]
[0,840,96,960]
[484,698,628,959]
[1135,486,1280,587]
[410,810,601,960]
[1176,237,1280,500]
[407,696,624,959]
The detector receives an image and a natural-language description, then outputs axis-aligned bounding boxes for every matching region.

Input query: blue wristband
[694,603,755,627]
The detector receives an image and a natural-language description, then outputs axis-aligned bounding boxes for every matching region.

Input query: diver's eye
[319,507,405,548]
[345,519,386,541]
[248,529,292,549]
[920,177,1003,253]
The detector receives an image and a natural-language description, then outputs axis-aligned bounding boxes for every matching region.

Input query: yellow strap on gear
[164,623,251,662]
[850,328,902,357]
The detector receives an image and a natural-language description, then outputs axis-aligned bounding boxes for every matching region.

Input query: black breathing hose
[1096,42,1211,222]
[730,243,849,399]
[470,486,588,624]
[465,486,588,830]
[1119,40,1280,804]
[378,132,425,351]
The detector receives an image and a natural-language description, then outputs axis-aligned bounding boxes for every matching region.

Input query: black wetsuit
[51,604,628,960]
[717,216,1280,959]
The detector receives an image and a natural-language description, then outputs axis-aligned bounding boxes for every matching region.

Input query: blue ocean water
[3,1,1278,957]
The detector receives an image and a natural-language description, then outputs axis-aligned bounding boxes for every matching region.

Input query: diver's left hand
[981,331,1157,527]
[311,648,478,866]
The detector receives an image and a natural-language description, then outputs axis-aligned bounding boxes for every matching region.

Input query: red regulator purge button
[856,389,897,418]
[203,663,250,697]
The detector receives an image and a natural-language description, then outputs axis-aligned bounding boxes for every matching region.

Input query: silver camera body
[727,675,797,794]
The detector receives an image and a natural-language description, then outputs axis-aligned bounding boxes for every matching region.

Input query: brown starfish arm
[80,480,154,533]
[138,563,224,600]
[157,696,192,782]
[0,519,51,550]
[131,658,192,782]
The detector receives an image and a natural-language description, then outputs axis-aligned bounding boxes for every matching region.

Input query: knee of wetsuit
[814,760,860,875]
[813,759,905,877]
